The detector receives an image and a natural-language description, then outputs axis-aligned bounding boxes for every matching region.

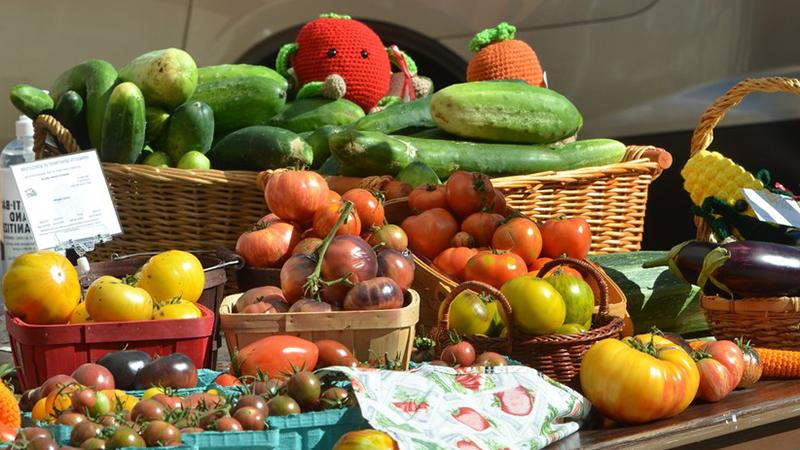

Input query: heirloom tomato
[69,302,92,324]
[136,250,205,303]
[235,335,318,379]
[280,254,317,303]
[342,188,384,233]
[735,338,763,388]
[153,300,202,320]
[464,251,527,289]
[376,249,415,291]
[401,208,458,260]
[487,188,507,215]
[236,220,301,268]
[3,250,80,324]
[540,216,592,259]
[445,171,494,217]
[545,274,594,327]
[265,170,329,224]
[492,217,542,265]
[313,201,362,238]
[433,247,478,281]
[86,276,154,322]
[694,354,736,402]
[343,277,404,311]
[580,334,700,423]
[461,212,504,247]
[438,290,492,336]
[408,184,448,213]
[693,340,744,388]
[333,430,398,450]
[500,276,565,335]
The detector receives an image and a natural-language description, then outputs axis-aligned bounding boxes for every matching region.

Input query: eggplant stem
[642,255,669,269]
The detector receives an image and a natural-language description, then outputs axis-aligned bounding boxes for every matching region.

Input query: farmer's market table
[547,380,800,450]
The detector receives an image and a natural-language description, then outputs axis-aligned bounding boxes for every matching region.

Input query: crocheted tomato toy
[467,22,545,87]
[277,13,432,112]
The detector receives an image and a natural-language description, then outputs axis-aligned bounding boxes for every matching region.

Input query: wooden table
[547,381,800,450]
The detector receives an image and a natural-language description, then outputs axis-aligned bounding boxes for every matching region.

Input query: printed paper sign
[10,151,121,250]
[742,188,800,228]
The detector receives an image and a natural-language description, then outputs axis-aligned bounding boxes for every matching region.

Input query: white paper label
[0,167,36,273]
[10,151,122,250]
[742,188,800,228]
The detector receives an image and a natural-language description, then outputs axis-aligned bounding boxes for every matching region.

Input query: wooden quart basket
[690,77,800,349]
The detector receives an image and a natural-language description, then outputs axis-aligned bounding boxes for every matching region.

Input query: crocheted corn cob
[681,150,763,211]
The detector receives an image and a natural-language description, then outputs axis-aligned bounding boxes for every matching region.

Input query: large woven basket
[32,114,266,260]
[690,77,800,349]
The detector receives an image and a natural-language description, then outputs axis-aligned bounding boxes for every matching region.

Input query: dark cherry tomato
[440,341,477,367]
[105,427,144,449]
[56,412,87,427]
[343,189,385,233]
[320,387,354,409]
[79,437,106,449]
[233,406,266,431]
[70,388,97,413]
[131,399,165,422]
[182,392,223,410]
[233,394,269,416]
[368,224,408,252]
[141,421,181,447]
[251,379,284,398]
[445,171,494,217]
[292,237,323,256]
[376,249,415,291]
[151,393,183,410]
[267,395,301,416]
[313,201,361,238]
[289,298,333,313]
[343,277,404,311]
[98,414,119,428]
[287,371,321,409]
[70,421,103,447]
[71,363,115,390]
[214,417,243,432]
[39,374,77,398]
[474,352,508,367]
[408,184,448,213]
[17,427,52,444]
[198,410,227,430]
[320,235,378,303]
[179,427,204,434]
[315,340,354,367]
[19,388,41,412]
[27,437,59,450]
[280,254,317,304]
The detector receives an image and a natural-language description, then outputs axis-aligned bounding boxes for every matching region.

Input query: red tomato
[433,247,478,281]
[440,341,477,367]
[236,220,301,268]
[313,201,362,238]
[487,189,507,215]
[382,180,412,200]
[464,251,528,289]
[408,184,448,213]
[461,212,504,247]
[214,373,241,386]
[401,208,458,260]
[445,171,494,217]
[343,189,385,233]
[540,216,592,259]
[266,170,330,224]
[695,357,736,402]
[450,232,475,248]
[327,190,342,204]
[315,340,354,367]
[235,335,319,379]
[695,340,744,389]
[492,217,542,265]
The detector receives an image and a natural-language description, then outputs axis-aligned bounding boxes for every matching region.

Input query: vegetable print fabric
[331,365,590,450]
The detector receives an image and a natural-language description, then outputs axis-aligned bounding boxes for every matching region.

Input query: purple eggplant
[698,241,800,298]
[643,240,719,284]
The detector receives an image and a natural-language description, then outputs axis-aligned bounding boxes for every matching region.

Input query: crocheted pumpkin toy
[277,13,432,112]
[467,22,545,87]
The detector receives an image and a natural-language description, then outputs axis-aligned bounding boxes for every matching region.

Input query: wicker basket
[511,257,624,383]
[690,77,800,349]
[431,281,514,358]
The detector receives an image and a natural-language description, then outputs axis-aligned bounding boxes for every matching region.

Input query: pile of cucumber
[10,48,627,176]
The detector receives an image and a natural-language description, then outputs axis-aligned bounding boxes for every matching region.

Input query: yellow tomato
[85,276,153,322]
[153,300,202,320]
[45,384,80,417]
[205,388,220,396]
[103,389,138,411]
[333,430,398,450]
[580,334,700,424]
[141,386,166,400]
[3,251,80,324]
[500,276,565,335]
[31,397,48,421]
[69,301,93,324]
[136,250,205,303]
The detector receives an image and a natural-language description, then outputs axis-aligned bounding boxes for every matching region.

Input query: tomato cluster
[236,170,415,312]
[398,171,592,290]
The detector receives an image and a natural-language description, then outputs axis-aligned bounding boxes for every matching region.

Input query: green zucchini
[350,96,435,134]
[145,106,170,144]
[53,90,89,148]
[269,98,364,132]
[49,59,118,148]
[329,130,626,178]
[588,251,708,335]
[10,84,53,119]
[190,76,286,133]
[158,100,215,162]
[304,125,343,169]
[197,64,287,91]
[100,82,146,164]
[119,48,197,110]
[208,126,312,170]
[430,81,583,144]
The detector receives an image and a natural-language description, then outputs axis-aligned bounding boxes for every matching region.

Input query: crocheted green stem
[469,22,517,52]
[296,81,324,99]
[387,48,418,75]
[319,12,351,19]
[276,43,299,78]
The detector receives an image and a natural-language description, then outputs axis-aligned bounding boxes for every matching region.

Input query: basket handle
[536,257,610,317]
[690,77,800,157]
[436,280,514,343]
[32,114,81,160]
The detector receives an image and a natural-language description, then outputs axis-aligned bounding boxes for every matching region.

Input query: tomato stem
[303,201,355,299]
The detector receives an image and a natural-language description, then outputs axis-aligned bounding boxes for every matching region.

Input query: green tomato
[555,322,588,335]
[485,296,508,337]
[177,150,211,170]
[439,291,492,336]
[143,151,173,168]
[500,276,565,335]
[90,390,111,415]
[545,273,594,326]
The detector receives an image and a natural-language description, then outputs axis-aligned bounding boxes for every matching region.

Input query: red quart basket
[7,303,215,390]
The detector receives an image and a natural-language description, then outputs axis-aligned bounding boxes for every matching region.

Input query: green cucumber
[10,84,53,119]
[100,82,146,164]
[158,100,214,162]
[350,96,434,134]
[396,161,441,187]
[197,64,288,91]
[119,48,197,110]
[53,90,89,148]
[304,125,343,169]
[208,126,312,170]
[588,251,708,335]
[50,59,118,148]
[329,130,626,178]
[145,106,170,144]
[269,98,364,132]
[318,156,344,176]
[430,81,583,144]
[409,128,461,140]
[190,76,286,133]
